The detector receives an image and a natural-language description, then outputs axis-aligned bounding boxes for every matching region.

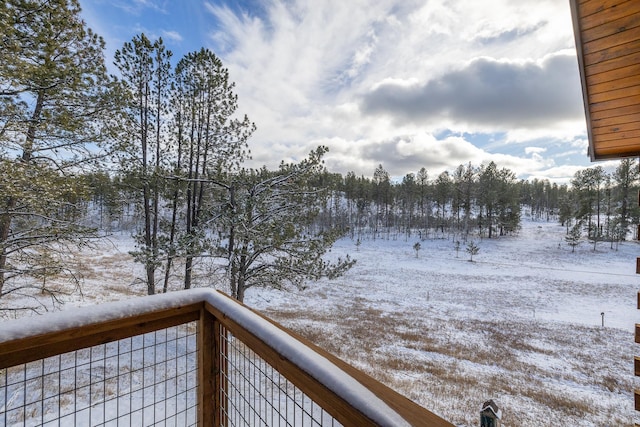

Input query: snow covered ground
[246,217,638,427]
[5,216,639,426]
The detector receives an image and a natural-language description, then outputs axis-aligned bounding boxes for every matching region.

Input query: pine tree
[399,173,417,239]
[113,34,172,295]
[416,167,430,234]
[434,171,451,235]
[496,167,520,235]
[612,158,639,239]
[466,240,480,261]
[459,163,475,240]
[478,162,499,238]
[373,164,391,239]
[413,242,421,258]
[216,147,354,302]
[170,48,254,290]
[571,166,607,251]
[565,222,582,252]
[558,194,574,233]
[0,0,113,307]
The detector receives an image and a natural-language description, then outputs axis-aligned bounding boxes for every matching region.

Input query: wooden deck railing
[0,289,454,426]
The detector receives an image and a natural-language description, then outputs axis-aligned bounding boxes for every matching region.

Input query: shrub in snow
[466,241,480,261]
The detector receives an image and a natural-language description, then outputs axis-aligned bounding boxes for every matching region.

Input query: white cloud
[200,0,587,180]
[161,30,183,42]
[112,0,167,15]
[304,131,560,182]
[361,53,584,132]
[525,147,546,155]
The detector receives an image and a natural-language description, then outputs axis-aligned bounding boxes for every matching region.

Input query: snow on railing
[0,289,454,426]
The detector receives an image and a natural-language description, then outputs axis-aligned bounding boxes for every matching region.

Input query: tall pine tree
[0,0,113,307]
[215,147,354,302]
[113,34,172,295]
[171,48,254,290]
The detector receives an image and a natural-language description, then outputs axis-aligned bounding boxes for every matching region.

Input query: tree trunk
[228,186,237,298]
[184,257,192,290]
[0,90,45,294]
[162,117,183,294]
[236,257,248,303]
[0,208,12,295]
[237,279,245,303]
[22,90,44,162]
[184,124,195,289]
[162,188,180,293]
[141,78,155,295]
[146,264,155,294]
[162,257,173,294]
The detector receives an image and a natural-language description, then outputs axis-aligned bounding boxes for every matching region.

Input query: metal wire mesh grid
[0,322,198,427]
[219,328,341,427]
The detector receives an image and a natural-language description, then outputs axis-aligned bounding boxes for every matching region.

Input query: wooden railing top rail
[0,289,454,427]
[0,291,204,368]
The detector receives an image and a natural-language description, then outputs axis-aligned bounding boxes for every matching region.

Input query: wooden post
[198,308,215,427]
[213,318,228,427]
[636,190,640,420]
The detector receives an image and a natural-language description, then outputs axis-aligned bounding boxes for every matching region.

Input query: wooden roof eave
[570,0,598,161]
[570,0,640,161]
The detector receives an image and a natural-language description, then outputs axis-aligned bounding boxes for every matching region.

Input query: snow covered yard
[4,218,638,426]
[246,218,638,427]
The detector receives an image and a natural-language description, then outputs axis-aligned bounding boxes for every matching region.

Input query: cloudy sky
[79,0,612,183]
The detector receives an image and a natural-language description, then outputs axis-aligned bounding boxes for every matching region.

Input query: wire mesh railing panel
[0,322,198,427]
[219,327,341,427]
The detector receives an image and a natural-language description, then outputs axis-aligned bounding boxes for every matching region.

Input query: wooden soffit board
[570,0,640,160]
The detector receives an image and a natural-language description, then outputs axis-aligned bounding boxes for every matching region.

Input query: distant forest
[82,158,640,246]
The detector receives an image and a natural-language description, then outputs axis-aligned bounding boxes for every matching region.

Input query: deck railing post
[214,318,228,427]
[198,308,215,427]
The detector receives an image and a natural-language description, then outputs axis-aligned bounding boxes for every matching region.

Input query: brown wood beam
[214,319,228,427]
[0,305,202,369]
[198,308,216,427]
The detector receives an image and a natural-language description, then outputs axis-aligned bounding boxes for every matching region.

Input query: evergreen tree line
[82,158,640,251]
[83,161,521,242]
[316,161,521,242]
[561,161,640,251]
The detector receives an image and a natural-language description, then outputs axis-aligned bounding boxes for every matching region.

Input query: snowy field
[5,216,639,426]
[248,217,639,427]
